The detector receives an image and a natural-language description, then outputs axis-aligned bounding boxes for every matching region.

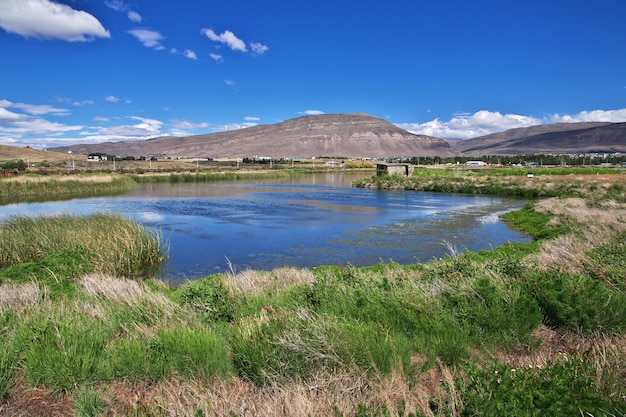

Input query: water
[0,173,531,282]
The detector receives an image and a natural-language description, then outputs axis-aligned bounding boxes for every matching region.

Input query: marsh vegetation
[0,168,625,416]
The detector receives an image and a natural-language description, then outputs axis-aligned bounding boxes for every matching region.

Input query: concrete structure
[465,160,487,167]
[376,163,414,176]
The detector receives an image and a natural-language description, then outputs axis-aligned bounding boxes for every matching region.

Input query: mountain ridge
[10,114,626,160]
[453,122,626,155]
[51,113,453,159]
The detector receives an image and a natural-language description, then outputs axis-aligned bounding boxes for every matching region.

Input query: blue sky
[1,0,625,149]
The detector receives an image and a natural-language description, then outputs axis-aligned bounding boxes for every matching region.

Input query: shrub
[149,326,232,380]
[442,277,543,349]
[230,309,412,385]
[20,315,109,394]
[584,238,626,293]
[458,359,625,416]
[527,270,626,332]
[173,274,234,323]
[99,326,232,382]
[98,336,150,382]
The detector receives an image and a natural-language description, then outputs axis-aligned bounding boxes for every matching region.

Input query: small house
[376,163,414,176]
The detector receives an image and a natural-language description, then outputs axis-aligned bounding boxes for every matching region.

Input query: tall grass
[0,175,136,204]
[0,213,165,278]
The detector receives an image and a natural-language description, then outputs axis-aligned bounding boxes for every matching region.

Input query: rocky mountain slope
[52,113,453,159]
[453,122,625,155]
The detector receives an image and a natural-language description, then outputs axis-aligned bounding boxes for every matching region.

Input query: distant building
[465,160,487,167]
[376,163,414,176]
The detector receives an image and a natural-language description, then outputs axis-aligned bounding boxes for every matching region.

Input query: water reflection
[0,173,531,282]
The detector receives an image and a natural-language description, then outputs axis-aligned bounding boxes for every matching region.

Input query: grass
[0,174,137,204]
[0,169,625,415]
[0,213,165,280]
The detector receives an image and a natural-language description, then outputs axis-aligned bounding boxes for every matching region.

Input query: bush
[99,326,232,382]
[527,270,626,332]
[458,359,625,416]
[230,309,412,385]
[442,277,543,349]
[149,326,232,380]
[173,274,234,323]
[19,315,109,394]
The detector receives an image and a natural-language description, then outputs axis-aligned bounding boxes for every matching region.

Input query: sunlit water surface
[1,173,532,283]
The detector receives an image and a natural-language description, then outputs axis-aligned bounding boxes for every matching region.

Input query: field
[0,168,625,416]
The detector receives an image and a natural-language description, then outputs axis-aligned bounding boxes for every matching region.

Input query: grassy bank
[0,175,137,205]
[0,168,366,205]
[354,167,626,199]
[0,171,625,416]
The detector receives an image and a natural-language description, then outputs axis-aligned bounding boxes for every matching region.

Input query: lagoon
[1,173,531,282]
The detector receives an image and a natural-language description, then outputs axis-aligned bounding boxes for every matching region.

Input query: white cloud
[105,95,121,103]
[8,102,70,116]
[300,110,325,116]
[72,100,94,106]
[183,49,198,60]
[396,109,626,139]
[170,120,209,130]
[169,119,210,136]
[244,116,260,121]
[212,122,258,132]
[0,107,24,122]
[0,105,83,145]
[127,10,142,23]
[104,0,127,12]
[396,110,542,139]
[128,28,164,50]
[127,11,142,23]
[94,116,111,122]
[209,53,224,62]
[201,28,247,52]
[224,80,235,86]
[0,0,110,41]
[93,116,163,139]
[250,42,269,55]
[550,109,626,123]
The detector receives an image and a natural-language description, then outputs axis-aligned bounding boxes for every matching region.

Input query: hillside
[0,144,75,164]
[51,113,453,159]
[453,122,624,155]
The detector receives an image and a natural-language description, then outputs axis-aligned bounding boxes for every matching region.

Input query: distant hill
[0,144,74,164]
[51,113,453,159]
[453,122,625,155]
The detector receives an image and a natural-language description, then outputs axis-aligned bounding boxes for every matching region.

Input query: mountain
[453,122,625,155]
[51,113,453,159]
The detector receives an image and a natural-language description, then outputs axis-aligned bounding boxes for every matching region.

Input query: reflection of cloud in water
[136,211,165,222]
[478,209,513,224]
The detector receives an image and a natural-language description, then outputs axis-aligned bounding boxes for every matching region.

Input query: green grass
[0,175,136,204]
[0,213,165,280]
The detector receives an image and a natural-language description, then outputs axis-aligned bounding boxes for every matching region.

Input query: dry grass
[6,174,116,185]
[98,363,460,417]
[0,282,41,314]
[224,266,316,297]
[527,197,626,273]
[80,273,147,305]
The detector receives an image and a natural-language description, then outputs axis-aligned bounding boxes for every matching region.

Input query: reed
[0,174,136,204]
[0,213,165,278]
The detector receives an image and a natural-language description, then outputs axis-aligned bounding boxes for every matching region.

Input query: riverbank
[0,169,625,416]
[0,168,371,205]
